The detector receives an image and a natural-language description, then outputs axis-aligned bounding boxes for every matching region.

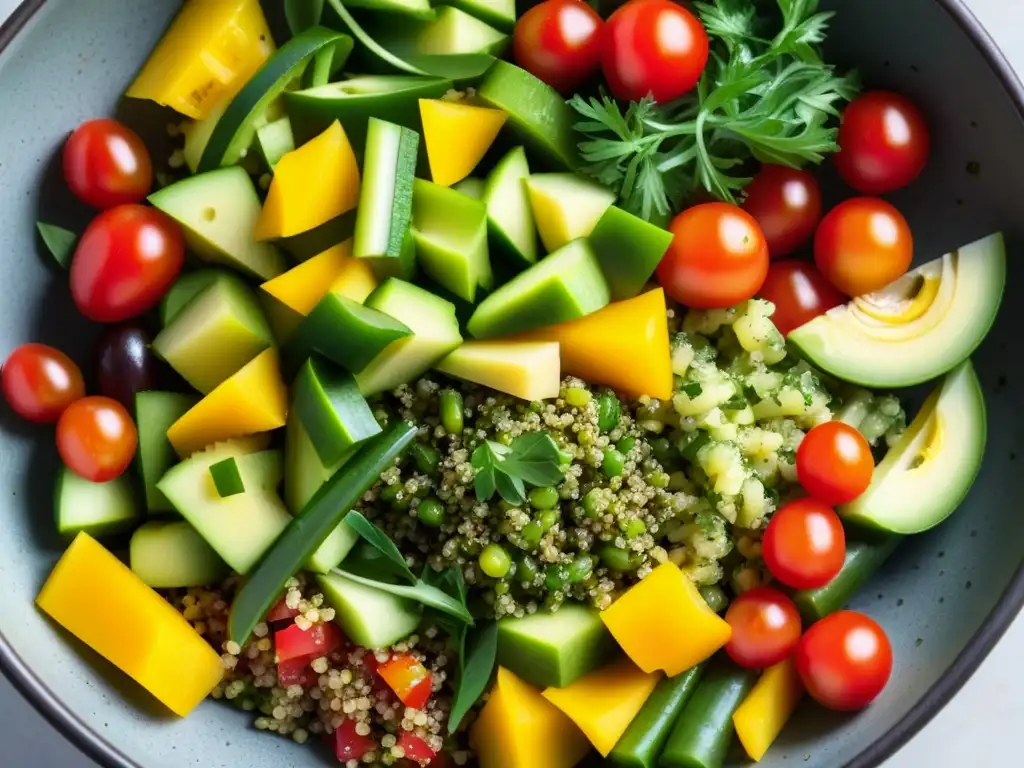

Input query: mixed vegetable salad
[5,0,1006,766]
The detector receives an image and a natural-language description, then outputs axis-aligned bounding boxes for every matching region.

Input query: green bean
[417,497,445,527]
[529,486,560,510]
[598,392,622,432]
[599,544,641,572]
[439,389,464,435]
[409,442,440,476]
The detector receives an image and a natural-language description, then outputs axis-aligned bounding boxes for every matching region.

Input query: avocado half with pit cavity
[788,232,1005,388]
[839,359,986,535]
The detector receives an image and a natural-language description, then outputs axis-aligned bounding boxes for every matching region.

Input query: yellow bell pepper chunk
[168,348,287,457]
[601,563,732,677]
[255,121,360,241]
[513,288,673,400]
[435,340,561,401]
[125,0,275,120]
[733,658,805,762]
[542,657,661,757]
[420,99,508,187]
[36,533,223,716]
[471,667,591,768]
[260,240,376,316]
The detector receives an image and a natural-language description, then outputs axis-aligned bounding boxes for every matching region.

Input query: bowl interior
[0,1,1022,767]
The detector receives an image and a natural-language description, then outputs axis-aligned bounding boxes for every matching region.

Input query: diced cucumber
[356,279,463,395]
[149,167,287,281]
[182,98,228,174]
[353,118,419,280]
[483,146,537,270]
[453,177,485,199]
[135,391,197,514]
[589,206,674,301]
[317,571,422,649]
[209,458,245,497]
[278,211,357,262]
[256,117,296,170]
[294,357,382,466]
[440,0,515,32]
[54,467,139,538]
[159,268,247,328]
[129,521,229,588]
[345,0,434,20]
[36,222,77,270]
[371,6,509,59]
[467,238,610,338]
[412,178,492,302]
[525,173,616,252]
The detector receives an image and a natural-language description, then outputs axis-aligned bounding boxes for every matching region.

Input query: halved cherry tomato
[63,118,154,209]
[513,0,604,95]
[762,498,845,590]
[56,396,137,482]
[795,610,893,711]
[376,653,433,711]
[601,0,709,103]
[814,197,912,297]
[835,91,930,195]
[657,202,769,309]
[70,204,185,323]
[275,622,345,664]
[334,718,376,762]
[757,260,847,336]
[797,421,874,505]
[1,343,85,423]
[742,165,823,258]
[396,732,439,766]
[724,586,802,670]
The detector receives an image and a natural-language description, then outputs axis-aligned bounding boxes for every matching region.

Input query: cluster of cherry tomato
[2,118,185,483]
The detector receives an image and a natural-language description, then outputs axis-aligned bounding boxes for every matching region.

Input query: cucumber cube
[294,357,382,466]
[130,521,230,589]
[589,206,674,300]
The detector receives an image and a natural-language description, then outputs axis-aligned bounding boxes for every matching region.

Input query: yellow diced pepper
[420,99,507,187]
[36,533,223,716]
[601,563,732,677]
[733,658,806,762]
[260,240,375,316]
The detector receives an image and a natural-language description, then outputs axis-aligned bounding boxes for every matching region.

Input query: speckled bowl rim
[0,1,1021,766]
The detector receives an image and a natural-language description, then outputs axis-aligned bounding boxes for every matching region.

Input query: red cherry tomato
[657,202,769,309]
[56,396,137,482]
[814,197,912,297]
[742,165,822,258]
[795,610,893,711]
[762,498,845,590]
[724,586,803,670]
[601,0,709,103]
[835,91,931,195]
[797,421,874,506]
[513,0,604,95]
[70,204,185,323]
[63,118,154,209]
[757,260,847,336]
[1,344,85,424]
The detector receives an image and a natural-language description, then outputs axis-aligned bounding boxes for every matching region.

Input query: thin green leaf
[343,511,417,584]
[502,432,566,487]
[448,622,498,733]
[494,471,526,505]
[285,0,324,35]
[334,568,475,625]
[36,222,77,269]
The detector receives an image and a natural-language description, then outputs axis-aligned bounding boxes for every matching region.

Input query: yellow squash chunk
[125,0,274,120]
[733,658,805,762]
[420,99,507,187]
[513,288,672,400]
[435,340,560,401]
[255,121,360,240]
[601,563,732,677]
[260,240,376,316]
[168,348,287,457]
[36,533,223,716]
[542,657,661,757]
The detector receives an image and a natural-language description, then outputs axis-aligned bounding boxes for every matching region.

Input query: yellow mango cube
[260,240,376,317]
[733,658,805,762]
[36,533,223,716]
[420,99,507,187]
[435,340,561,401]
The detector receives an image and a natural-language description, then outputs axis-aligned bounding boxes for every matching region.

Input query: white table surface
[0,0,1022,765]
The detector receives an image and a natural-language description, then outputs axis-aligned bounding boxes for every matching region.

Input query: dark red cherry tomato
[742,165,823,258]
[725,586,803,670]
[757,260,847,336]
[1,344,85,423]
[63,118,154,209]
[513,0,604,95]
[94,321,157,409]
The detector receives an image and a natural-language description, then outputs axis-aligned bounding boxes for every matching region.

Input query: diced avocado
[526,173,615,253]
[477,60,580,169]
[412,178,492,302]
[440,0,515,32]
[294,357,382,466]
[467,238,610,338]
[135,391,197,513]
[129,521,230,588]
[317,571,422,649]
[255,116,295,170]
[372,7,510,59]
[789,232,1006,388]
[209,457,245,497]
[149,167,287,281]
[152,277,274,394]
[54,467,139,538]
[159,268,247,328]
[353,118,420,280]
[589,206,674,301]
[497,603,616,688]
[483,146,537,271]
[453,177,485,199]
[435,340,560,401]
[356,279,463,394]
[345,0,434,19]
[840,360,986,534]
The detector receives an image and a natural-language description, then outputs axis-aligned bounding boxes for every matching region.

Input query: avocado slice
[589,206,674,300]
[435,340,560,401]
[840,359,986,535]
[789,232,1005,388]
[442,0,515,33]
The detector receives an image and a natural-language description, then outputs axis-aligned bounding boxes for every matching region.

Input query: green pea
[649,470,670,489]
[494,580,511,595]
[544,564,569,591]
[582,489,604,519]
[520,521,544,547]
[597,392,621,432]
[699,584,729,614]
[623,518,647,539]
[602,448,626,478]
[439,389,464,435]
[529,486,560,510]
[568,554,594,583]
[409,443,440,476]
[616,437,636,455]
[380,484,400,504]
[417,497,445,527]
[479,544,512,578]
[517,555,540,583]
[536,510,559,531]
[599,544,641,572]
[565,387,593,407]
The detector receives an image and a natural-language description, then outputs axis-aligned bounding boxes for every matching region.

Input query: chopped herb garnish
[471,431,567,505]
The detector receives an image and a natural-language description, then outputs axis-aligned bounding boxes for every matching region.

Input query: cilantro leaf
[471,433,567,505]
[344,511,416,583]
[448,622,498,734]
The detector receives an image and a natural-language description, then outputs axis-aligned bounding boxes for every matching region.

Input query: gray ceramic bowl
[0,0,1021,766]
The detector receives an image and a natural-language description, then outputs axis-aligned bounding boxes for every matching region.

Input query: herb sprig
[471,431,569,505]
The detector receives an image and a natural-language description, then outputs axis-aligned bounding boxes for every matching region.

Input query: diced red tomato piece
[396,733,438,766]
[362,652,399,703]
[376,653,433,710]
[277,657,316,687]
[334,719,376,763]
[275,622,345,663]
[266,597,299,624]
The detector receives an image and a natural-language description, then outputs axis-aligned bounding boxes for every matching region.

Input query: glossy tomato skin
[797,421,874,506]
[56,396,138,482]
[513,0,604,95]
[602,0,709,103]
[795,611,893,711]
[742,165,822,258]
[757,260,847,336]
[724,586,802,670]
[762,498,845,590]
[814,197,912,297]
[658,202,769,309]
[1,344,85,423]
[63,118,154,209]
[70,204,184,323]
[835,91,930,195]
[94,321,157,409]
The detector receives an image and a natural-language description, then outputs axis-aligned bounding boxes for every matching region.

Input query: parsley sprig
[471,431,569,506]
[568,0,860,221]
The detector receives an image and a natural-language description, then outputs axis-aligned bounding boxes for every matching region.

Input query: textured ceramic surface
[0,1,1021,767]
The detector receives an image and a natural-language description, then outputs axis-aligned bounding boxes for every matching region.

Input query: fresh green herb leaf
[681,381,704,398]
[36,222,77,269]
[333,568,474,625]
[285,0,324,35]
[471,433,567,505]
[421,564,469,605]
[343,511,417,584]
[448,622,498,734]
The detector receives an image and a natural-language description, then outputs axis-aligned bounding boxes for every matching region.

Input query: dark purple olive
[94,320,156,408]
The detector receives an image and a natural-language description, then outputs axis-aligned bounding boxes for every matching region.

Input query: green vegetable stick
[209,457,245,498]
